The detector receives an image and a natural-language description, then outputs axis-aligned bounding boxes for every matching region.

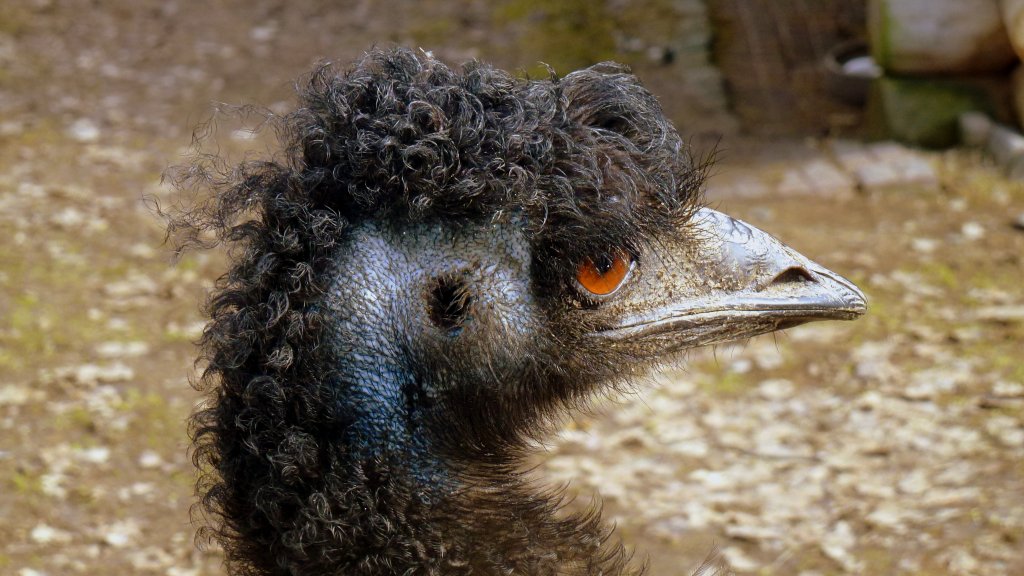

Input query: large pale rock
[870,0,1016,74]
[1001,0,1024,59]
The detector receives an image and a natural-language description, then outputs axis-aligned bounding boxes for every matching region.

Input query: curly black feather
[169,47,709,576]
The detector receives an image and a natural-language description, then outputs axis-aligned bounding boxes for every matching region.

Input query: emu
[176,47,865,575]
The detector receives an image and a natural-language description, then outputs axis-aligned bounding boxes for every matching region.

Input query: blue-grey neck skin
[320,218,539,493]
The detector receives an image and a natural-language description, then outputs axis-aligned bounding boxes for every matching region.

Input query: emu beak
[598,208,866,351]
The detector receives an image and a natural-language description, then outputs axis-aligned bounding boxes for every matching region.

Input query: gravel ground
[1,2,1023,575]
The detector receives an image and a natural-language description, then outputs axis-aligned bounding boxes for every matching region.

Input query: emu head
[182,48,865,575]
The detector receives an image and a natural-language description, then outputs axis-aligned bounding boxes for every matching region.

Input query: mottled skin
[174,48,865,575]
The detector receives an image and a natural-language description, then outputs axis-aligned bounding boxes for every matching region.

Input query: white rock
[986,415,1024,447]
[249,24,277,42]
[53,362,135,387]
[100,519,141,548]
[992,380,1024,397]
[820,521,864,573]
[0,384,42,406]
[962,219,987,237]
[31,523,71,544]
[95,341,150,358]
[40,473,67,499]
[911,237,939,254]
[974,305,1024,322]
[1001,0,1024,59]
[138,450,164,469]
[76,446,111,464]
[67,118,100,142]
[757,378,795,400]
[103,273,158,298]
[959,111,994,146]
[870,0,1016,74]
[721,546,759,572]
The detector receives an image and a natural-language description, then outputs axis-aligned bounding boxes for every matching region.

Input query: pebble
[911,237,939,253]
[1013,213,1024,231]
[0,384,43,406]
[99,519,141,548]
[95,341,150,358]
[249,24,278,42]
[76,446,111,465]
[974,305,1024,322]
[44,363,134,387]
[960,221,985,240]
[985,416,1024,448]
[103,273,158,299]
[67,118,100,142]
[992,381,1024,398]
[757,378,795,400]
[721,546,759,572]
[31,524,72,544]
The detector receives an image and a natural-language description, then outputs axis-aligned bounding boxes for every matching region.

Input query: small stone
[100,519,140,548]
[960,221,985,240]
[40,473,67,499]
[820,521,863,573]
[31,523,71,544]
[0,120,24,137]
[51,207,85,228]
[911,237,939,253]
[721,546,759,572]
[898,470,931,495]
[95,341,150,358]
[866,504,909,532]
[50,362,135,387]
[138,450,164,469]
[249,24,277,42]
[1013,212,1024,230]
[959,112,993,146]
[987,124,1024,167]
[729,358,752,374]
[757,378,795,400]
[0,384,42,406]
[77,446,111,464]
[129,243,157,259]
[127,546,175,570]
[992,381,1024,398]
[986,415,1024,448]
[943,548,982,574]
[974,305,1024,323]
[103,273,158,299]
[67,118,100,142]
[854,163,902,190]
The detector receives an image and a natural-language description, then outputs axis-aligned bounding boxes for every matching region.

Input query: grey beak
[597,208,866,350]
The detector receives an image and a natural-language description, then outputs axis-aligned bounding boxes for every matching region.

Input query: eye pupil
[575,249,633,297]
[594,254,614,275]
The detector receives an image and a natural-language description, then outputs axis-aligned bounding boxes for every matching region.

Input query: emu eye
[575,249,634,297]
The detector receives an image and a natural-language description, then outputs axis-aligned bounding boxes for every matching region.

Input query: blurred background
[1,0,1022,574]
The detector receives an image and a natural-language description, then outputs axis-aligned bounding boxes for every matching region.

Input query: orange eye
[576,249,634,297]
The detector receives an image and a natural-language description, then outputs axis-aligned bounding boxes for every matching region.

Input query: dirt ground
[1,1,1022,575]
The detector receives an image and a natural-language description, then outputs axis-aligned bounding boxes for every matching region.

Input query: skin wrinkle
[169,47,860,576]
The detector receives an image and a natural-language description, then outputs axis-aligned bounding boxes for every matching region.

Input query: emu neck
[336,356,449,494]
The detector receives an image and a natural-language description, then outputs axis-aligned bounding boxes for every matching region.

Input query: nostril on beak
[770,266,816,286]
